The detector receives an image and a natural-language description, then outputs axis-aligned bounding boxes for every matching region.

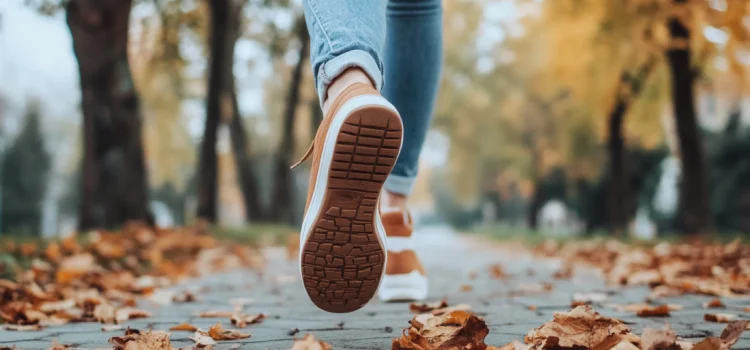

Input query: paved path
[1,226,749,349]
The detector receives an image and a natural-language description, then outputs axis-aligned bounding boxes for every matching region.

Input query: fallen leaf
[704,313,737,323]
[460,284,473,292]
[169,323,198,331]
[528,305,538,311]
[524,306,631,348]
[39,299,76,313]
[109,328,174,350]
[431,304,472,316]
[289,334,333,350]
[206,323,251,340]
[718,320,749,346]
[490,340,531,350]
[692,337,723,350]
[703,299,725,309]
[640,328,677,350]
[115,307,152,324]
[743,306,750,312]
[4,324,44,331]
[195,310,235,318]
[636,305,671,317]
[172,290,196,303]
[190,331,217,346]
[392,310,489,350]
[410,299,448,314]
[94,303,117,324]
[489,263,508,279]
[230,312,265,328]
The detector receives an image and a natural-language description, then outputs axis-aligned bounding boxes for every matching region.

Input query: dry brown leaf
[108,328,174,350]
[460,284,473,292]
[230,312,265,328]
[206,323,251,340]
[719,320,749,346]
[703,299,725,309]
[392,310,489,350]
[640,328,677,350]
[4,324,44,331]
[410,299,449,314]
[528,305,538,311]
[430,304,472,316]
[289,334,333,350]
[39,299,76,313]
[636,304,671,317]
[169,323,198,332]
[489,263,508,279]
[524,306,630,348]
[115,307,152,324]
[611,340,641,350]
[692,337,723,350]
[704,313,737,323]
[489,340,531,350]
[195,310,235,318]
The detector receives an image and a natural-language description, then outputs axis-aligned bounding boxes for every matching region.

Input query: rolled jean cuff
[316,49,383,106]
[384,174,416,196]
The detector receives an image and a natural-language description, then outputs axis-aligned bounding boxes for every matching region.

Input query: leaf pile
[503,306,749,350]
[0,223,263,327]
[535,240,750,297]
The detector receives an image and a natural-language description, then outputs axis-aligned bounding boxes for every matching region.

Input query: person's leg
[381,0,443,204]
[303,0,387,108]
[299,0,405,313]
[378,0,442,302]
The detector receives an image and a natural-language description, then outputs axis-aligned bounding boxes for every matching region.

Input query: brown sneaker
[377,207,428,302]
[294,82,403,313]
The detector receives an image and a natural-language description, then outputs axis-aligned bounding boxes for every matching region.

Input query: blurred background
[0,0,748,240]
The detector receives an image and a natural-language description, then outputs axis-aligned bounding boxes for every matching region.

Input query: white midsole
[385,237,415,253]
[298,94,402,284]
[378,271,429,301]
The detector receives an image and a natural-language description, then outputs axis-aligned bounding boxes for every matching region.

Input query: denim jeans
[303,0,443,196]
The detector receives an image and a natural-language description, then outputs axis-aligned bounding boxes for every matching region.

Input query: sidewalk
[1,226,748,349]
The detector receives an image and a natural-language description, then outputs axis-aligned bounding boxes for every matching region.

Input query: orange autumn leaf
[206,322,250,340]
[410,299,449,314]
[393,310,489,350]
[169,323,198,332]
[290,334,333,350]
[636,305,670,317]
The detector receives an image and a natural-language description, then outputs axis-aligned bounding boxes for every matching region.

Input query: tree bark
[197,0,233,222]
[270,19,309,223]
[66,0,151,230]
[228,86,266,221]
[606,61,655,236]
[666,0,713,235]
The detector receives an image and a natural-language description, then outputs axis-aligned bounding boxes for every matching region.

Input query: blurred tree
[0,104,51,235]
[665,0,712,235]
[66,0,152,229]
[270,16,308,224]
[197,0,244,222]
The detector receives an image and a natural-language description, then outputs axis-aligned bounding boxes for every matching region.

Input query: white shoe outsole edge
[378,270,429,302]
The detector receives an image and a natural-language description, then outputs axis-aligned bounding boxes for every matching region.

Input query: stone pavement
[1,226,749,349]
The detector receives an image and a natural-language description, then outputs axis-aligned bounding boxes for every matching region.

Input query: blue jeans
[303,0,443,196]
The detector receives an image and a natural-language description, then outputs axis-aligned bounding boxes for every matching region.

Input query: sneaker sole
[300,95,402,313]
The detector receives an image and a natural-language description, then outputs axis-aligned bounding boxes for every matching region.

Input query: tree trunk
[197,0,233,222]
[270,19,309,223]
[228,86,266,221]
[66,0,151,230]
[606,61,655,236]
[666,0,713,235]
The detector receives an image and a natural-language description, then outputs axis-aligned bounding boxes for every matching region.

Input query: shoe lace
[290,142,314,169]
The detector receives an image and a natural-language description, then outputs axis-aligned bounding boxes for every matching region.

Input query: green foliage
[1,104,51,236]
